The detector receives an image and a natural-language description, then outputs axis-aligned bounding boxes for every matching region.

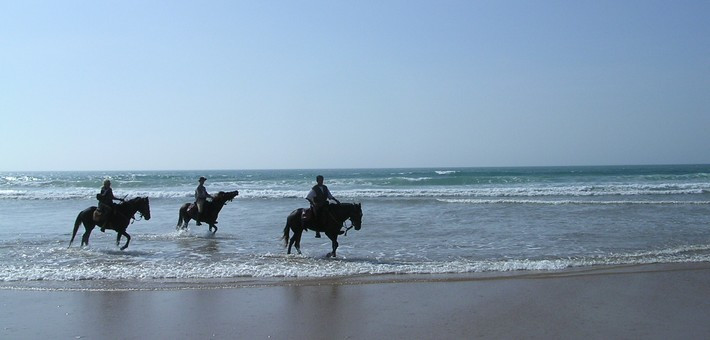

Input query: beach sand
[2,263,710,339]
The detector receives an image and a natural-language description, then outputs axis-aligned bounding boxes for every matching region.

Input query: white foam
[3,245,710,283]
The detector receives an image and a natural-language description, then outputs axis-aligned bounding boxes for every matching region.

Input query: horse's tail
[176,206,184,229]
[69,211,83,247]
[282,221,290,247]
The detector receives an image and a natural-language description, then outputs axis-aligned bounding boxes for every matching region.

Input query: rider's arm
[325,188,340,204]
[305,189,316,202]
[106,188,122,201]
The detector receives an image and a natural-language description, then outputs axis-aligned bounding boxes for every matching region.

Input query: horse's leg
[178,206,191,230]
[284,212,297,254]
[119,230,131,250]
[176,210,183,230]
[81,224,94,247]
[294,229,303,255]
[209,223,218,234]
[183,209,192,229]
[288,229,297,255]
[326,232,339,257]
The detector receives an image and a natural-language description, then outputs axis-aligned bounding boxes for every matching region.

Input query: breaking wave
[2,245,709,285]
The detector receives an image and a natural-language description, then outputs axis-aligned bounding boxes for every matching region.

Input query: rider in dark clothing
[194,176,213,226]
[305,175,340,238]
[97,179,124,231]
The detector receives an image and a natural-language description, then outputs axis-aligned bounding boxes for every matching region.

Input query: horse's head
[214,190,239,204]
[349,203,363,230]
[136,196,151,220]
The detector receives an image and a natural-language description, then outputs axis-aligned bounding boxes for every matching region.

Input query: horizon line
[2,163,709,172]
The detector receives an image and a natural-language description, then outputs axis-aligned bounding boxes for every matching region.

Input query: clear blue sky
[2,1,709,171]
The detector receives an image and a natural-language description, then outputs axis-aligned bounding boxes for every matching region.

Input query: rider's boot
[313,209,321,238]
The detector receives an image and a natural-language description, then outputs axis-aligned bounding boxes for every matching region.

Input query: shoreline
[1,262,708,291]
[2,262,710,339]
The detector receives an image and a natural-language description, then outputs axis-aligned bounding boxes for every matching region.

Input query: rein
[331,204,357,236]
[119,199,146,224]
[131,212,143,224]
[343,224,354,236]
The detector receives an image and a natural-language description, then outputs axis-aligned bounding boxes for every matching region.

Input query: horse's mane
[214,191,238,203]
[335,202,360,210]
[120,196,147,205]
[115,196,148,210]
[116,196,150,217]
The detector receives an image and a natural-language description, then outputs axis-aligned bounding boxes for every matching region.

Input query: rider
[305,175,340,238]
[96,179,124,232]
[195,176,213,226]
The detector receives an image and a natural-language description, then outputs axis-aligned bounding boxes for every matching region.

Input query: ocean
[1,165,709,290]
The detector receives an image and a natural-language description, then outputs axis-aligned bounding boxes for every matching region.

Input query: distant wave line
[1,186,709,200]
[438,199,710,205]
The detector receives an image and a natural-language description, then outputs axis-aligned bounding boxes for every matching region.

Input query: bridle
[128,198,149,224]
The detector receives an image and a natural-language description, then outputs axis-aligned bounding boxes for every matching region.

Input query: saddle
[301,208,315,224]
[93,209,105,223]
[92,210,112,231]
[187,203,198,215]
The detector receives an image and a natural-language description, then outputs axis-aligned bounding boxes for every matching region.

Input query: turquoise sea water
[1,165,709,290]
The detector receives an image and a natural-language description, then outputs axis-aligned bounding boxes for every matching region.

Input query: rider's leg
[196,200,204,226]
[314,205,321,238]
[99,204,112,232]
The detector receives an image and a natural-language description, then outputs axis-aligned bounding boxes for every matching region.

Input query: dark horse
[176,190,239,233]
[69,197,151,250]
[282,203,362,257]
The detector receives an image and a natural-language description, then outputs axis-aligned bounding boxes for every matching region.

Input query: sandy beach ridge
[2,262,710,339]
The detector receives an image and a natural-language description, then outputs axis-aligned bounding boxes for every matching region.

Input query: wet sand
[2,263,710,339]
